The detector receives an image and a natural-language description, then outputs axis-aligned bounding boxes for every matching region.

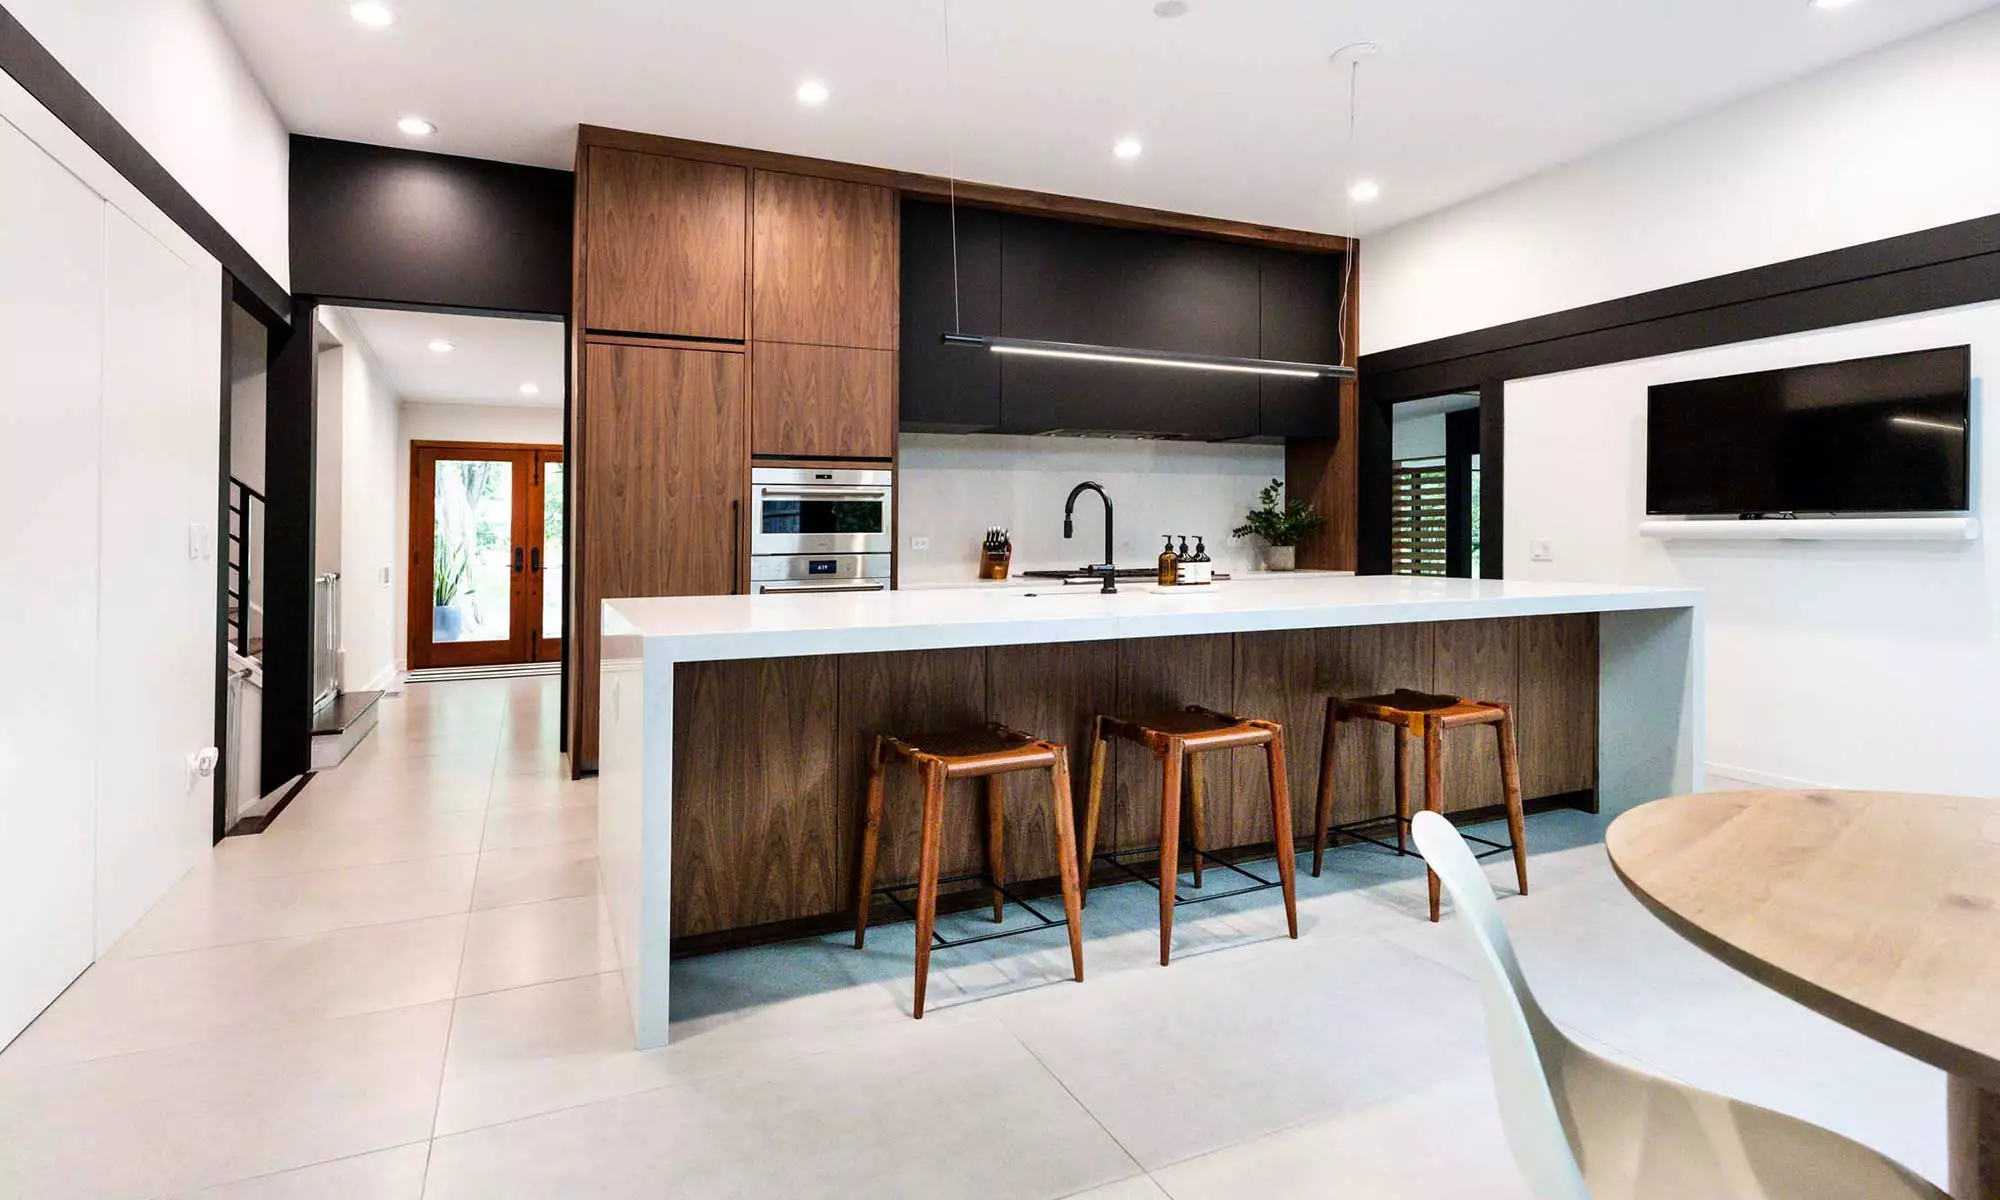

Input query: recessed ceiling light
[349,1,393,28]
[1112,138,1143,159]
[427,339,454,353]
[1348,180,1381,203]
[1810,0,1863,8]
[519,382,541,396]
[796,80,830,106]
[397,116,436,137]
[1153,1,1190,17]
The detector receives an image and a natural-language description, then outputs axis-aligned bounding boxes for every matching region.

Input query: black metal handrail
[226,476,264,657]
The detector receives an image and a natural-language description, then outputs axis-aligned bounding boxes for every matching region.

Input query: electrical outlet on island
[909,536,931,552]
[1530,539,1554,563]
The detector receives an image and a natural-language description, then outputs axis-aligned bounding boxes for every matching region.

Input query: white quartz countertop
[603,575,1701,664]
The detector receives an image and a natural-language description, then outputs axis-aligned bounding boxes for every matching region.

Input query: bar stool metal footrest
[1322,814,1518,863]
[1090,846,1284,907]
[872,870,1069,951]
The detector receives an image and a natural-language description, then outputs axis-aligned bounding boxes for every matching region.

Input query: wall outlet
[1530,539,1554,562]
[187,521,215,561]
[909,536,931,551]
[380,566,392,584]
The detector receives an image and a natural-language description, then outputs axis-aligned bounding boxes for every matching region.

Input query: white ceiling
[215,0,1998,236]
[328,307,564,407]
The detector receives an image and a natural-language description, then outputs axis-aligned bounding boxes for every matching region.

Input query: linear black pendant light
[934,1,1358,383]
[940,333,1354,379]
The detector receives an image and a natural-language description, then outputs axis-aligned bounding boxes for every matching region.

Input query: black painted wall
[290,136,574,316]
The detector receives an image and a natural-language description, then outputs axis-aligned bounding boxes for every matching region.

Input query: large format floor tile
[105,854,479,959]
[456,893,618,996]
[176,1144,430,1200]
[0,1003,451,1199]
[0,914,465,1071]
[470,841,599,910]
[422,1018,1139,1200]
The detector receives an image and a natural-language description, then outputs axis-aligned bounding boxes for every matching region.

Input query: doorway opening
[1390,393,1482,578]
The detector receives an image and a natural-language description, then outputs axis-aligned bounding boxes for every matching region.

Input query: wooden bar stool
[853,722,1086,1019]
[1080,707,1299,966]
[1311,688,1528,923]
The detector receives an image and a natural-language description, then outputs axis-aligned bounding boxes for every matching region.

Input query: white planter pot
[1262,545,1297,572]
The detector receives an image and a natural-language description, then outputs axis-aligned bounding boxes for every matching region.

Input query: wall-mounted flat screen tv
[1646,345,1971,516]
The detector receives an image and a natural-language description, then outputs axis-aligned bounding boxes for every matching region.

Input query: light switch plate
[1530,539,1554,562]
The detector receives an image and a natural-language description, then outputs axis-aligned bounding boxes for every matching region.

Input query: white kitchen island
[598,575,1703,1047]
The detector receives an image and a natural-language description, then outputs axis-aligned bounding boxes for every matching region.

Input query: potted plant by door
[433,540,468,641]
[1231,478,1325,571]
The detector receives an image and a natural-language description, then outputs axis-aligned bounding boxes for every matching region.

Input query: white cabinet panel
[94,208,211,953]
[0,116,104,1047]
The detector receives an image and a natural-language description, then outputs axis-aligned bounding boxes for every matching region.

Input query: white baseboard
[1703,761,1838,792]
[358,662,402,696]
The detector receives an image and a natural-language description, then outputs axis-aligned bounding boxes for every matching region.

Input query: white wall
[395,402,564,669]
[316,309,404,695]
[1363,8,2000,353]
[1392,412,1446,461]
[313,345,343,578]
[6,0,290,288]
[1506,301,1996,795]
[896,434,1287,583]
[0,69,223,1044]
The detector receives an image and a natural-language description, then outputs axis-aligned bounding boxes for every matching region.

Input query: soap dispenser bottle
[1157,535,1180,587]
[1187,537,1213,585]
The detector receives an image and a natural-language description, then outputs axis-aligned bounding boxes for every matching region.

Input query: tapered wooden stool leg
[1495,704,1529,897]
[911,761,947,1018]
[1312,698,1337,876]
[984,774,1007,922]
[1423,715,1446,923]
[1047,752,1086,984]
[1080,716,1108,903]
[1157,743,1183,966]
[854,737,889,949]
[1394,725,1414,854]
[1264,727,1299,940]
[1187,750,1206,888]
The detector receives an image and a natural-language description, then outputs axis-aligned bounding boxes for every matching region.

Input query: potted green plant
[432,539,468,641]
[1231,478,1324,571]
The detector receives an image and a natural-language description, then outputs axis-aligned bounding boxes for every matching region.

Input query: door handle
[531,547,542,572]
[513,547,524,574]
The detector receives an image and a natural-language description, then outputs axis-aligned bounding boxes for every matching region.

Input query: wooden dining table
[1607,789,2000,1200]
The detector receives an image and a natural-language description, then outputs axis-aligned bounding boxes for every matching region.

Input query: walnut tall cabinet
[571,132,901,771]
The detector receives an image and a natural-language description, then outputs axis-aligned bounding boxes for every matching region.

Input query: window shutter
[1391,456,1448,576]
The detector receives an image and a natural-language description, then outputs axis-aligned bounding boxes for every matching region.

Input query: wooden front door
[409,441,564,669]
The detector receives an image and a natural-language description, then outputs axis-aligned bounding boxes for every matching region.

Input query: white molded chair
[1409,811,1944,1200]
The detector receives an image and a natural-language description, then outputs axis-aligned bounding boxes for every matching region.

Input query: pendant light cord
[1337,57,1359,369]
[942,0,962,335]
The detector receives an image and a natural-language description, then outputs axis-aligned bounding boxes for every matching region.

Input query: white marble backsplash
[896,433,1287,584]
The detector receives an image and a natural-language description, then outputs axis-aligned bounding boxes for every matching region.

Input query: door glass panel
[432,458,513,643]
[542,460,564,640]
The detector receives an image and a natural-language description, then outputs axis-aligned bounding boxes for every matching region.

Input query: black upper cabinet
[1258,249,1350,440]
[900,199,1002,431]
[898,199,1342,440]
[999,213,1262,355]
[997,213,1261,437]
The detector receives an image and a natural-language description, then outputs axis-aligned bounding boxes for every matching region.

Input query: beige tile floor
[0,677,1947,1199]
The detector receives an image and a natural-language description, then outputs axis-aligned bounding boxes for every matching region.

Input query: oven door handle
[754,489,890,502]
[756,582,888,595]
